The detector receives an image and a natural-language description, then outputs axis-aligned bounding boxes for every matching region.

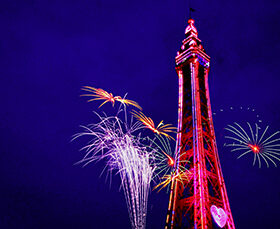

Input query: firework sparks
[225,122,280,168]
[153,170,189,192]
[131,110,177,140]
[73,111,155,229]
[149,136,175,179]
[148,135,190,192]
[81,86,142,110]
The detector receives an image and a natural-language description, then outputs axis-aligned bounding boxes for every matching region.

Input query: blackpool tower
[165,19,235,229]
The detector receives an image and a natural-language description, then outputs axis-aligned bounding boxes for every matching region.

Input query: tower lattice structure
[165,19,235,229]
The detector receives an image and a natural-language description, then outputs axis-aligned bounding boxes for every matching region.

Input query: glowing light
[248,144,260,153]
[153,170,189,193]
[131,110,177,140]
[168,156,174,166]
[225,122,280,168]
[76,87,185,226]
[210,205,228,228]
[81,86,142,110]
[73,111,155,229]
[185,19,198,36]
[146,135,189,192]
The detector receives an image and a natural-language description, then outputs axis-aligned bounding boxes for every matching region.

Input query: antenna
[188,0,195,19]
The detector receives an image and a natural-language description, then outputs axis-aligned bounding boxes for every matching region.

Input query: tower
[165,19,235,229]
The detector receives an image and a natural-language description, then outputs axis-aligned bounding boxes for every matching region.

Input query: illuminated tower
[165,19,235,229]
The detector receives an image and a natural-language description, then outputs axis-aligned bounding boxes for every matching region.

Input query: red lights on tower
[165,19,236,228]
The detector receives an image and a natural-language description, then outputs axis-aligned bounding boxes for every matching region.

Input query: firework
[81,86,142,110]
[73,111,155,229]
[131,110,177,140]
[148,135,174,177]
[225,122,280,168]
[147,135,190,192]
[153,170,189,192]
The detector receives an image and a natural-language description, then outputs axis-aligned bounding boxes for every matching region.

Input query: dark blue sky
[1,0,280,228]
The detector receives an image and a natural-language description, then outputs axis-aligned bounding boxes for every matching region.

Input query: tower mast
[165,19,235,229]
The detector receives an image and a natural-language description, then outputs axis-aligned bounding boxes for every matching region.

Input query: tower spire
[185,18,198,37]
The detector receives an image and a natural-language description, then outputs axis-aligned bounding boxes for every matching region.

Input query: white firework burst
[73,111,156,229]
[225,122,280,168]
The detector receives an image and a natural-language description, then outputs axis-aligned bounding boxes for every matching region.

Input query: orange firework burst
[131,110,177,140]
[81,86,142,110]
[153,170,189,192]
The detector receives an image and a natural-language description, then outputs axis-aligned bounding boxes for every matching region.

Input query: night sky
[1,0,280,228]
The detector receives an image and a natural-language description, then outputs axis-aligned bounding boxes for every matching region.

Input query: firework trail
[225,122,280,168]
[153,170,189,192]
[81,86,142,110]
[73,111,156,229]
[147,135,190,192]
[131,110,190,192]
[131,110,177,140]
[75,86,186,227]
